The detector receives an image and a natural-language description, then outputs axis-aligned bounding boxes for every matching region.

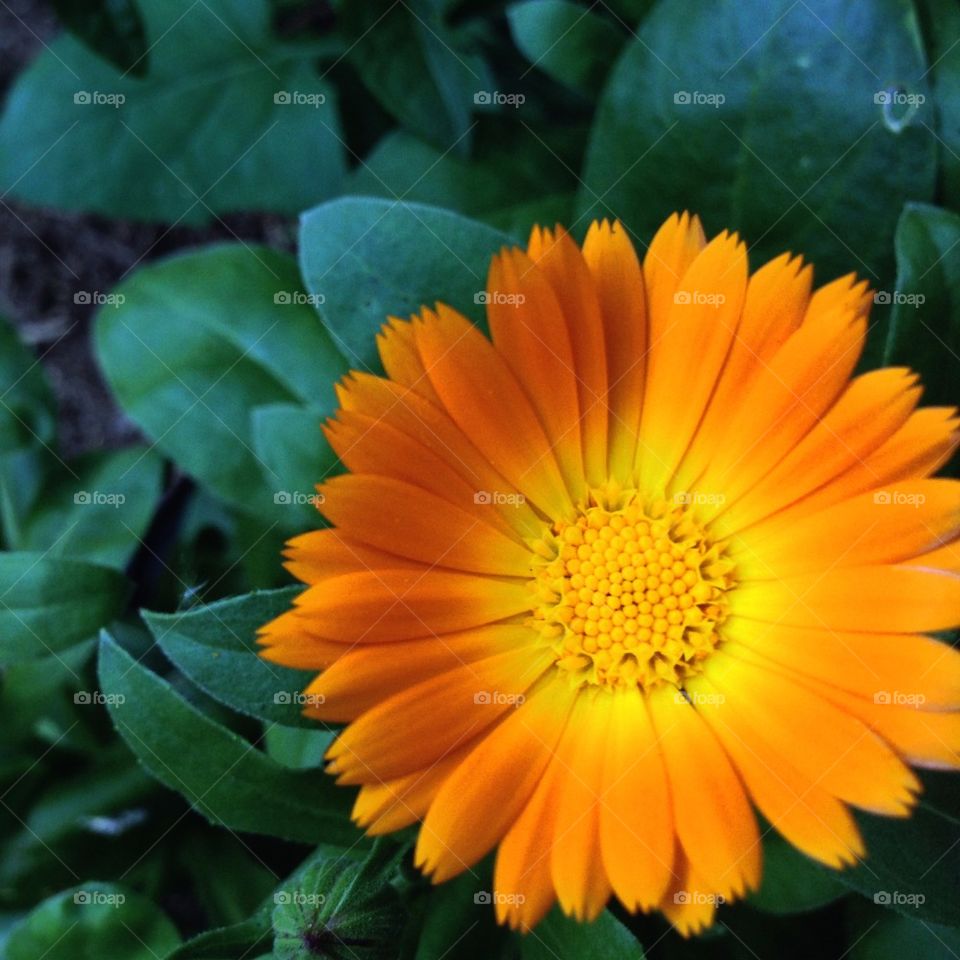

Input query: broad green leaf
[0,750,154,891]
[142,587,322,729]
[0,316,56,547]
[835,771,960,924]
[0,553,129,665]
[338,0,488,150]
[747,829,846,914]
[163,918,272,959]
[251,403,337,527]
[20,446,164,568]
[922,0,960,207]
[0,0,345,223]
[349,130,576,236]
[265,725,335,768]
[849,905,960,959]
[98,630,359,845]
[581,0,935,284]
[4,883,179,960]
[95,245,348,514]
[299,197,512,370]
[414,865,514,960]
[272,846,404,959]
[51,0,148,75]
[508,0,625,95]
[521,906,646,959]
[882,204,960,413]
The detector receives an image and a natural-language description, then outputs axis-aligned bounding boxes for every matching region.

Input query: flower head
[260,214,960,935]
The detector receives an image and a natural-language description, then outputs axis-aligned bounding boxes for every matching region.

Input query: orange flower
[259,214,960,935]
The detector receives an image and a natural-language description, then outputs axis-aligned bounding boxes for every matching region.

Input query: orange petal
[643,211,706,338]
[581,219,647,483]
[318,474,533,577]
[721,616,960,711]
[376,315,444,407]
[647,685,761,899]
[528,225,609,486]
[737,479,960,578]
[307,624,537,720]
[731,565,960,633]
[257,607,343,669]
[327,645,553,784]
[294,568,532,643]
[640,230,748,492]
[416,676,576,882]
[659,846,719,937]
[704,649,919,815]
[599,688,674,910]
[550,690,613,922]
[487,247,585,501]
[687,672,864,869]
[415,304,574,518]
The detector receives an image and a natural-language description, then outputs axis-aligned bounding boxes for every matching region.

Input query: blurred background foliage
[0,0,958,957]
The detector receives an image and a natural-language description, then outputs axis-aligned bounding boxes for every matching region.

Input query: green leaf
[921,0,960,207]
[4,883,180,960]
[163,918,273,959]
[98,630,359,845]
[508,0,625,95]
[834,771,960,924]
[349,130,576,236]
[143,587,323,729]
[339,0,488,150]
[848,904,960,959]
[20,446,164,568]
[299,197,513,370]
[0,553,129,665]
[0,316,56,547]
[0,0,345,223]
[581,0,936,284]
[413,864,514,960]
[521,906,646,959]
[747,829,846,914]
[51,0,148,75]
[251,403,337,527]
[272,846,404,960]
[882,203,960,413]
[95,245,348,515]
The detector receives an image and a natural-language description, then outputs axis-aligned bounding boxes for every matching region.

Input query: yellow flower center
[529,491,736,692]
